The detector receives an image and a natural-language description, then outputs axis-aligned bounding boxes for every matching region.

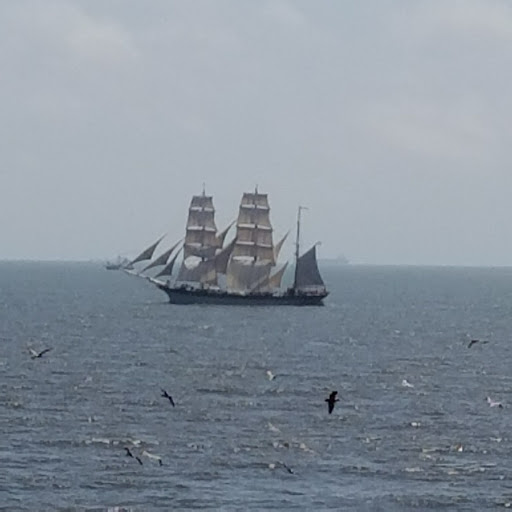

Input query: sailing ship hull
[156,283,327,306]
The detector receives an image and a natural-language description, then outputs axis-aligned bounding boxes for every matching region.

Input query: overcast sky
[1,0,511,265]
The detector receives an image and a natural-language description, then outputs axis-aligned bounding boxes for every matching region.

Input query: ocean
[1,262,512,511]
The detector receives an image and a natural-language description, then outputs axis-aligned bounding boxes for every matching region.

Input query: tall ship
[124,188,328,306]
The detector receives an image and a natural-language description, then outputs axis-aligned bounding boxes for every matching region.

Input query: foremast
[177,188,218,286]
[176,188,235,287]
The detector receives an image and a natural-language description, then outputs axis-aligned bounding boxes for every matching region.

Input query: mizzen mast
[293,206,307,290]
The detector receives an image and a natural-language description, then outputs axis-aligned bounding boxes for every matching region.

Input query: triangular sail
[250,262,289,292]
[154,248,182,278]
[269,262,289,288]
[294,245,325,289]
[215,221,235,249]
[129,235,165,265]
[274,231,289,262]
[139,239,182,273]
[215,237,237,274]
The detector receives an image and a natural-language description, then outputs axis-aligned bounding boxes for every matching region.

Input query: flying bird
[468,339,489,348]
[142,450,163,466]
[325,391,339,414]
[486,396,503,408]
[28,347,52,359]
[125,446,143,464]
[280,461,294,474]
[269,461,294,474]
[266,370,276,381]
[161,389,175,407]
[401,379,414,388]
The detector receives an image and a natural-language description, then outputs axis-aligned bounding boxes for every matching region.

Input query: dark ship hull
[156,282,327,306]
[105,263,124,270]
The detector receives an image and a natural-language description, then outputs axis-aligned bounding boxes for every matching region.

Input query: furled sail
[129,235,165,265]
[226,189,276,292]
[294,245,325,289]
[183,194,218,260]
[154,249,181,278]
[139,239,182,274]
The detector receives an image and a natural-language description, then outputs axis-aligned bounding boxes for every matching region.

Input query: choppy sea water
[1,262,512,511]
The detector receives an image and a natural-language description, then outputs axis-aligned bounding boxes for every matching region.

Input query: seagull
[266,370,276,381]
[142,450,163,466]
[267,422,281,433]
[325,391,339,414]
[28,347,52,359]
[486,396,503,408]
[269,461,294,474]
[468,339,489,348]
[401,379,414,388]
[278,461,294,474]
[125,446,143,464]
[161,389,175,407]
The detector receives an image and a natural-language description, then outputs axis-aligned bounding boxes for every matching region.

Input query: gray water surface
[1,263,512,510]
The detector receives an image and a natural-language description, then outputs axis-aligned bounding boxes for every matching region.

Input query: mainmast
[226,188,276,292]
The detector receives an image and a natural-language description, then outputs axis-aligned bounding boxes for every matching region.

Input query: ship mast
[293,206,307,290]
[201,183,206,262]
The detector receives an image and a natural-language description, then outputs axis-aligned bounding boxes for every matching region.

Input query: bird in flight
[279,461,294,474]
[161,389,175,406]
[269,461,294,474]
[401,379,414,388]
[125,447,143,464]
[486,396,503,408]
[142,450,163,466]
[468,339,489,348]
[325,391,339,414]
[266,370,276,381]
[28,347,52,359]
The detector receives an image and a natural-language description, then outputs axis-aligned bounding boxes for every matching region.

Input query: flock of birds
[24,335,502,477]
[24,344,342,474]
[25,344,176,467]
